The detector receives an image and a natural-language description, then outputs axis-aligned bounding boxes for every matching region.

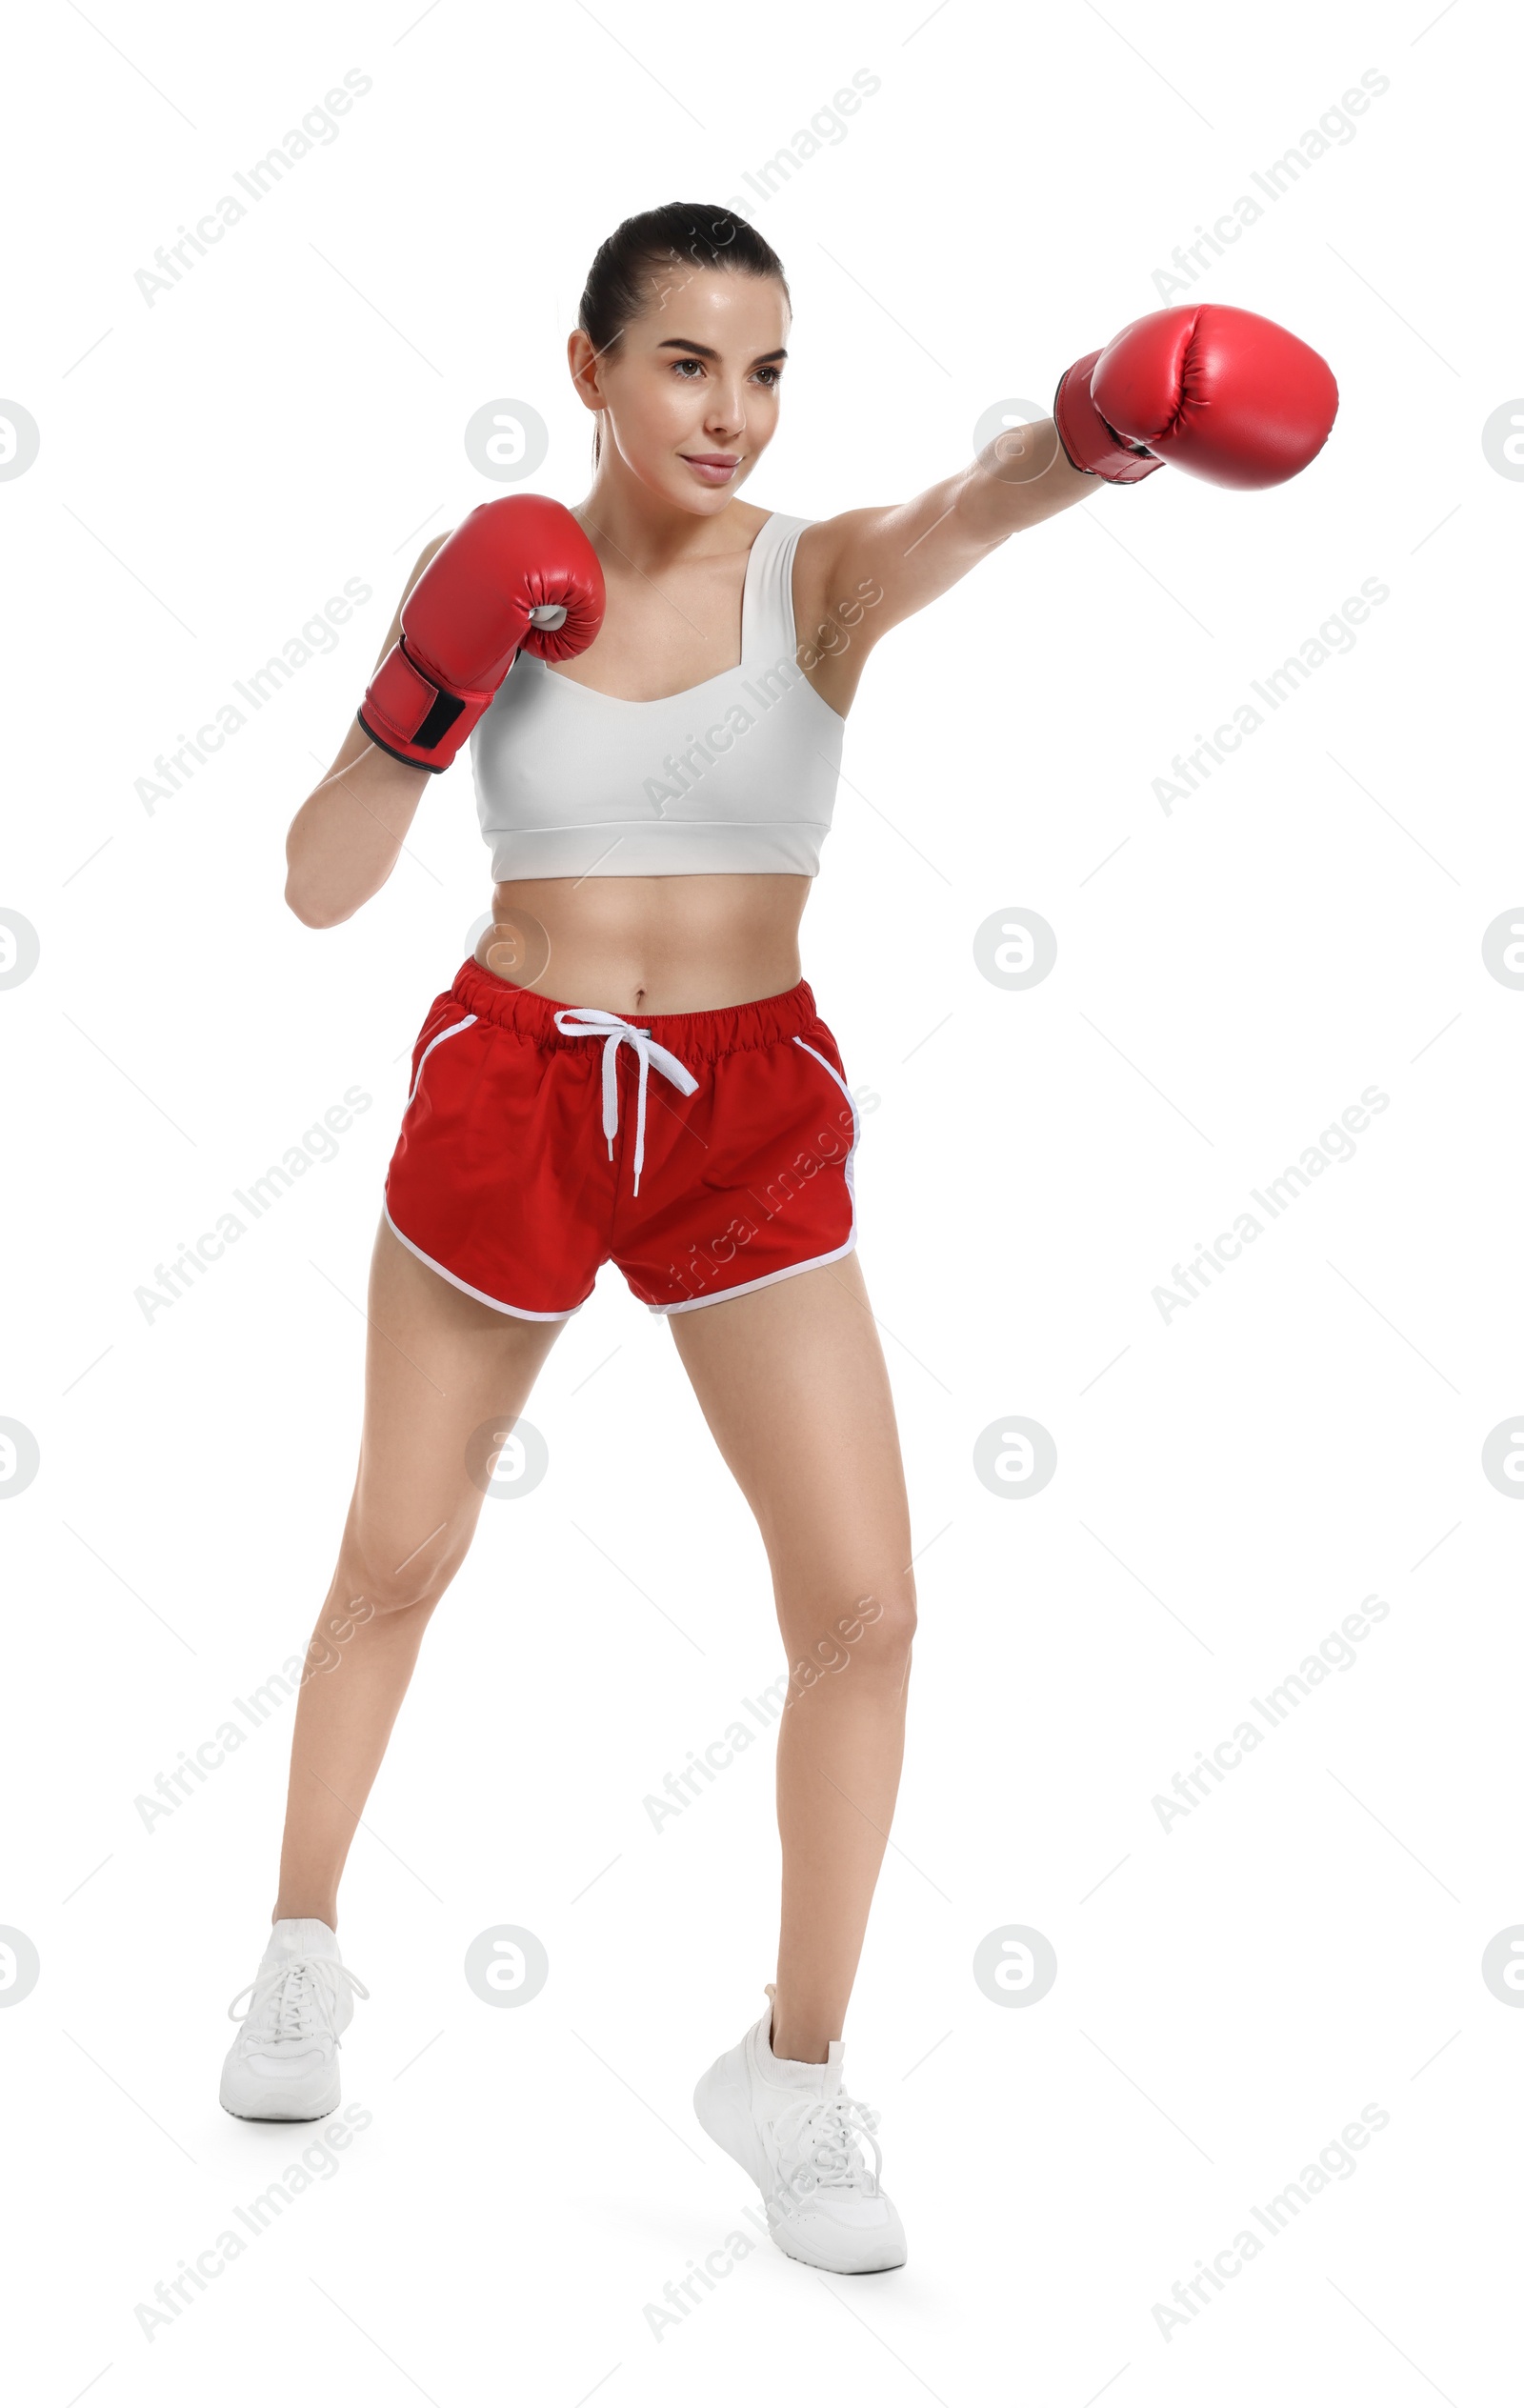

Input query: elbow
[285,875,351,930]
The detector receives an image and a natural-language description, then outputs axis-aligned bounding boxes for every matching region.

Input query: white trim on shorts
[646,1033,861,1316]
[406,1012,479,1107]
[383,1206,587,1321]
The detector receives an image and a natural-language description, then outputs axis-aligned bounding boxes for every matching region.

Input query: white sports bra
[471,512,844,880]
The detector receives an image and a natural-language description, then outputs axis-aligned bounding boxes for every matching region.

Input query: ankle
[768,2013,832,2066]
[271,1901,338,1933]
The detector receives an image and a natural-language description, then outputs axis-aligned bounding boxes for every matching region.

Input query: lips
[680,453,740,483]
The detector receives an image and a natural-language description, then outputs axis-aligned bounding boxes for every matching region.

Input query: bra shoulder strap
[742,512,814,670]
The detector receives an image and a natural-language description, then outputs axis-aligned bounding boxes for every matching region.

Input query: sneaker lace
[774,2087,885,2197]
[227,1955,369,2045]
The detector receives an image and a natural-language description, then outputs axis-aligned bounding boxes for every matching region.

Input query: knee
[338,1542,456,1620]
[792,1579,916,1698]
[853,1581,917,1680]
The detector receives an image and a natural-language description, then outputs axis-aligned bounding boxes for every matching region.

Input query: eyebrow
[653,338,789,365]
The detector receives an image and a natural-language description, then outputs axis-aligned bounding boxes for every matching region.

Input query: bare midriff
[472,872,813,1015]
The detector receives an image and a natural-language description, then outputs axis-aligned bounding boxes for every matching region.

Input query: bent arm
[284,537,447,928]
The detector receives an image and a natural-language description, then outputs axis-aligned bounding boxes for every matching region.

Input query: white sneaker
[693,1981,907,2273]
[219,1917,368,2122]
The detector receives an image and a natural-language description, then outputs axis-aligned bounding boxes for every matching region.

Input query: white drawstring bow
[552,1007,699,1196]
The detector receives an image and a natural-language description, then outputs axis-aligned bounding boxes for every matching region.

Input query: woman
[219,203,1335,2275]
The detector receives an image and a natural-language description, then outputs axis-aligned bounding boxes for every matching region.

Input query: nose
[704,385,747,439]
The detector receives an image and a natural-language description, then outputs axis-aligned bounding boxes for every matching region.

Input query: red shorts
[384,960,860,1318]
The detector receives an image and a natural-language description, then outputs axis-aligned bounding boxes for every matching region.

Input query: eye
[752,366,782,389]
[671,356,705,379]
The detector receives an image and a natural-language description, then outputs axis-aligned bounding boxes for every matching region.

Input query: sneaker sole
[220,2102,338,2123]
[220,2083,341,2123]
[771,2220,907,2275]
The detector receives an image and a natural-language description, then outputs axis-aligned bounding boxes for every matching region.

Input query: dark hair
[576,202,790,468]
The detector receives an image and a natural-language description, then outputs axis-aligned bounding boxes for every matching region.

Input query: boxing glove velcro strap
[357,640,499,771]
[1053,352,1164,485]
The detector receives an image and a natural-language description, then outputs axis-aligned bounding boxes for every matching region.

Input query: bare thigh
[667,1251,915,1643]
[339,1217,569,1612]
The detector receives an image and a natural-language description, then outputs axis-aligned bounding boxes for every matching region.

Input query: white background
[1,0,1516,2398]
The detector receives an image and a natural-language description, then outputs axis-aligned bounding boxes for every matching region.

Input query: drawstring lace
[227,1955,369,2046]
[551,1007,700,1196]
[772,2087,885,2198]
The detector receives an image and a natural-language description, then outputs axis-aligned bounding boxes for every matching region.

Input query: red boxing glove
[1053,304,1338,490]
[358,494,605,771]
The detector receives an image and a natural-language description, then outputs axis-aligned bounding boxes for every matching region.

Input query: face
[570,265,789,512]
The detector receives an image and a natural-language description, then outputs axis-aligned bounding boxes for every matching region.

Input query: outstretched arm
[796,302,1338,709]
[797,417,1093,677]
